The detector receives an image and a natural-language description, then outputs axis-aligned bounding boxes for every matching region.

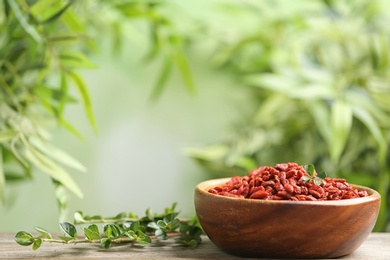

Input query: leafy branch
[1,0,196,222]
[15,203,203,250]
[303,164,327,186]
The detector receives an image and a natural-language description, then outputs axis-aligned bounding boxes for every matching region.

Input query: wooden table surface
[0,232,389,259]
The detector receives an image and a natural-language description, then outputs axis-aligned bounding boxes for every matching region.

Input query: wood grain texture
[0,233,389,259]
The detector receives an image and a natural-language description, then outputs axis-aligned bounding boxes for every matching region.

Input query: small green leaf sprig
[15,203,202,250]
[302,164,327,185]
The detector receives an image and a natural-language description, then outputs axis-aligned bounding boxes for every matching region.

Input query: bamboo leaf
[150,57,173,100]
[173,50,196,94]
[7,0,42,43]
[352,105,387,164]
[60,7,85,32]
[30,0,59,17]
[0,148,5,203]
[289,83,335,99]
[29,136,86,172]
[3,0,11,19]
[307,101,331,143]
[67,71,97,133]
[60,50,98,69]
[40,1,73,24]
[59,117,84,140]
[0,130,17,143]
[253,94,289,126]
[329,100,353,163]
[22,137,83,198]
[346,88,390,128]
[48,34,84,46]
[244,73,298,93]
[4,172,28,182]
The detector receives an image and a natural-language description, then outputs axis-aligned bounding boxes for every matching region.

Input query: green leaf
[189,226,203,237]
[83,225,101,240]
[3,0,11,19]
[48,34,84,46]
[113,212,127,220]
[166,202,178,214]
[23,141,84,198]
[67,71,97,133]
[87,224,99,234]
[187,239,198,248]
[7,0,42,43]
[244,73,297,93]
[30,0,60,17]
[235,156,258,172]
[313,179,322,186]
[58,117,84,140]
[157,220,166,229]
[60,50,98,69]
[155,229,167,240]
[73,211,85,224]
[136,231,152,244]
[330,100,352,163]
[352,105,387,164]
[4,172,28,182]
[104,225,112,238]
[130,221,140,232]
[163,213,177,223]
[29,136,86,172]
[34,227,52,239]
[123,230,136,240]
[173,50,196,94]
[346,88,390,128]
[59,222,77,239]
[58,236,74,242]
[168,218,181,231]
[60,7,85,32]
[52,180,68,222]
[58,73,70,116]
[289,83,335,99]
[0,131,17,143]
[0,148,5,203]
[184,145,228,161]
[302,176,311,182]
[147,222,159,230]
[40,1,72,24]
[32,238,42,251]
[15,231,34,246]
[317,171,327,179]
[100,238,111,249]
[104,224,120,238]
[307,101,331,143]
[150,57,173,100]
[304,164,315,176]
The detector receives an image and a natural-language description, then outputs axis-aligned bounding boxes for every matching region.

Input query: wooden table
[0,232,389,259]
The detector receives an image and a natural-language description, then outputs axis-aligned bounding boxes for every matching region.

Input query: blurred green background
[1,0,389,232]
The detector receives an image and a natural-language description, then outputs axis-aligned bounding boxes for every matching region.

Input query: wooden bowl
[194,178,381,259]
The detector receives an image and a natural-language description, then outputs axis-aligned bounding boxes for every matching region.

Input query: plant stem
[42,232,182,245]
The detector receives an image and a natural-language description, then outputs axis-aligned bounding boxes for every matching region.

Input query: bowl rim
[196,177,381,206]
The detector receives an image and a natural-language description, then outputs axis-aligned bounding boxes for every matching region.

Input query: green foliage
[187,0,390,231]
[15,204,202,251]
[0,0,194,219]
